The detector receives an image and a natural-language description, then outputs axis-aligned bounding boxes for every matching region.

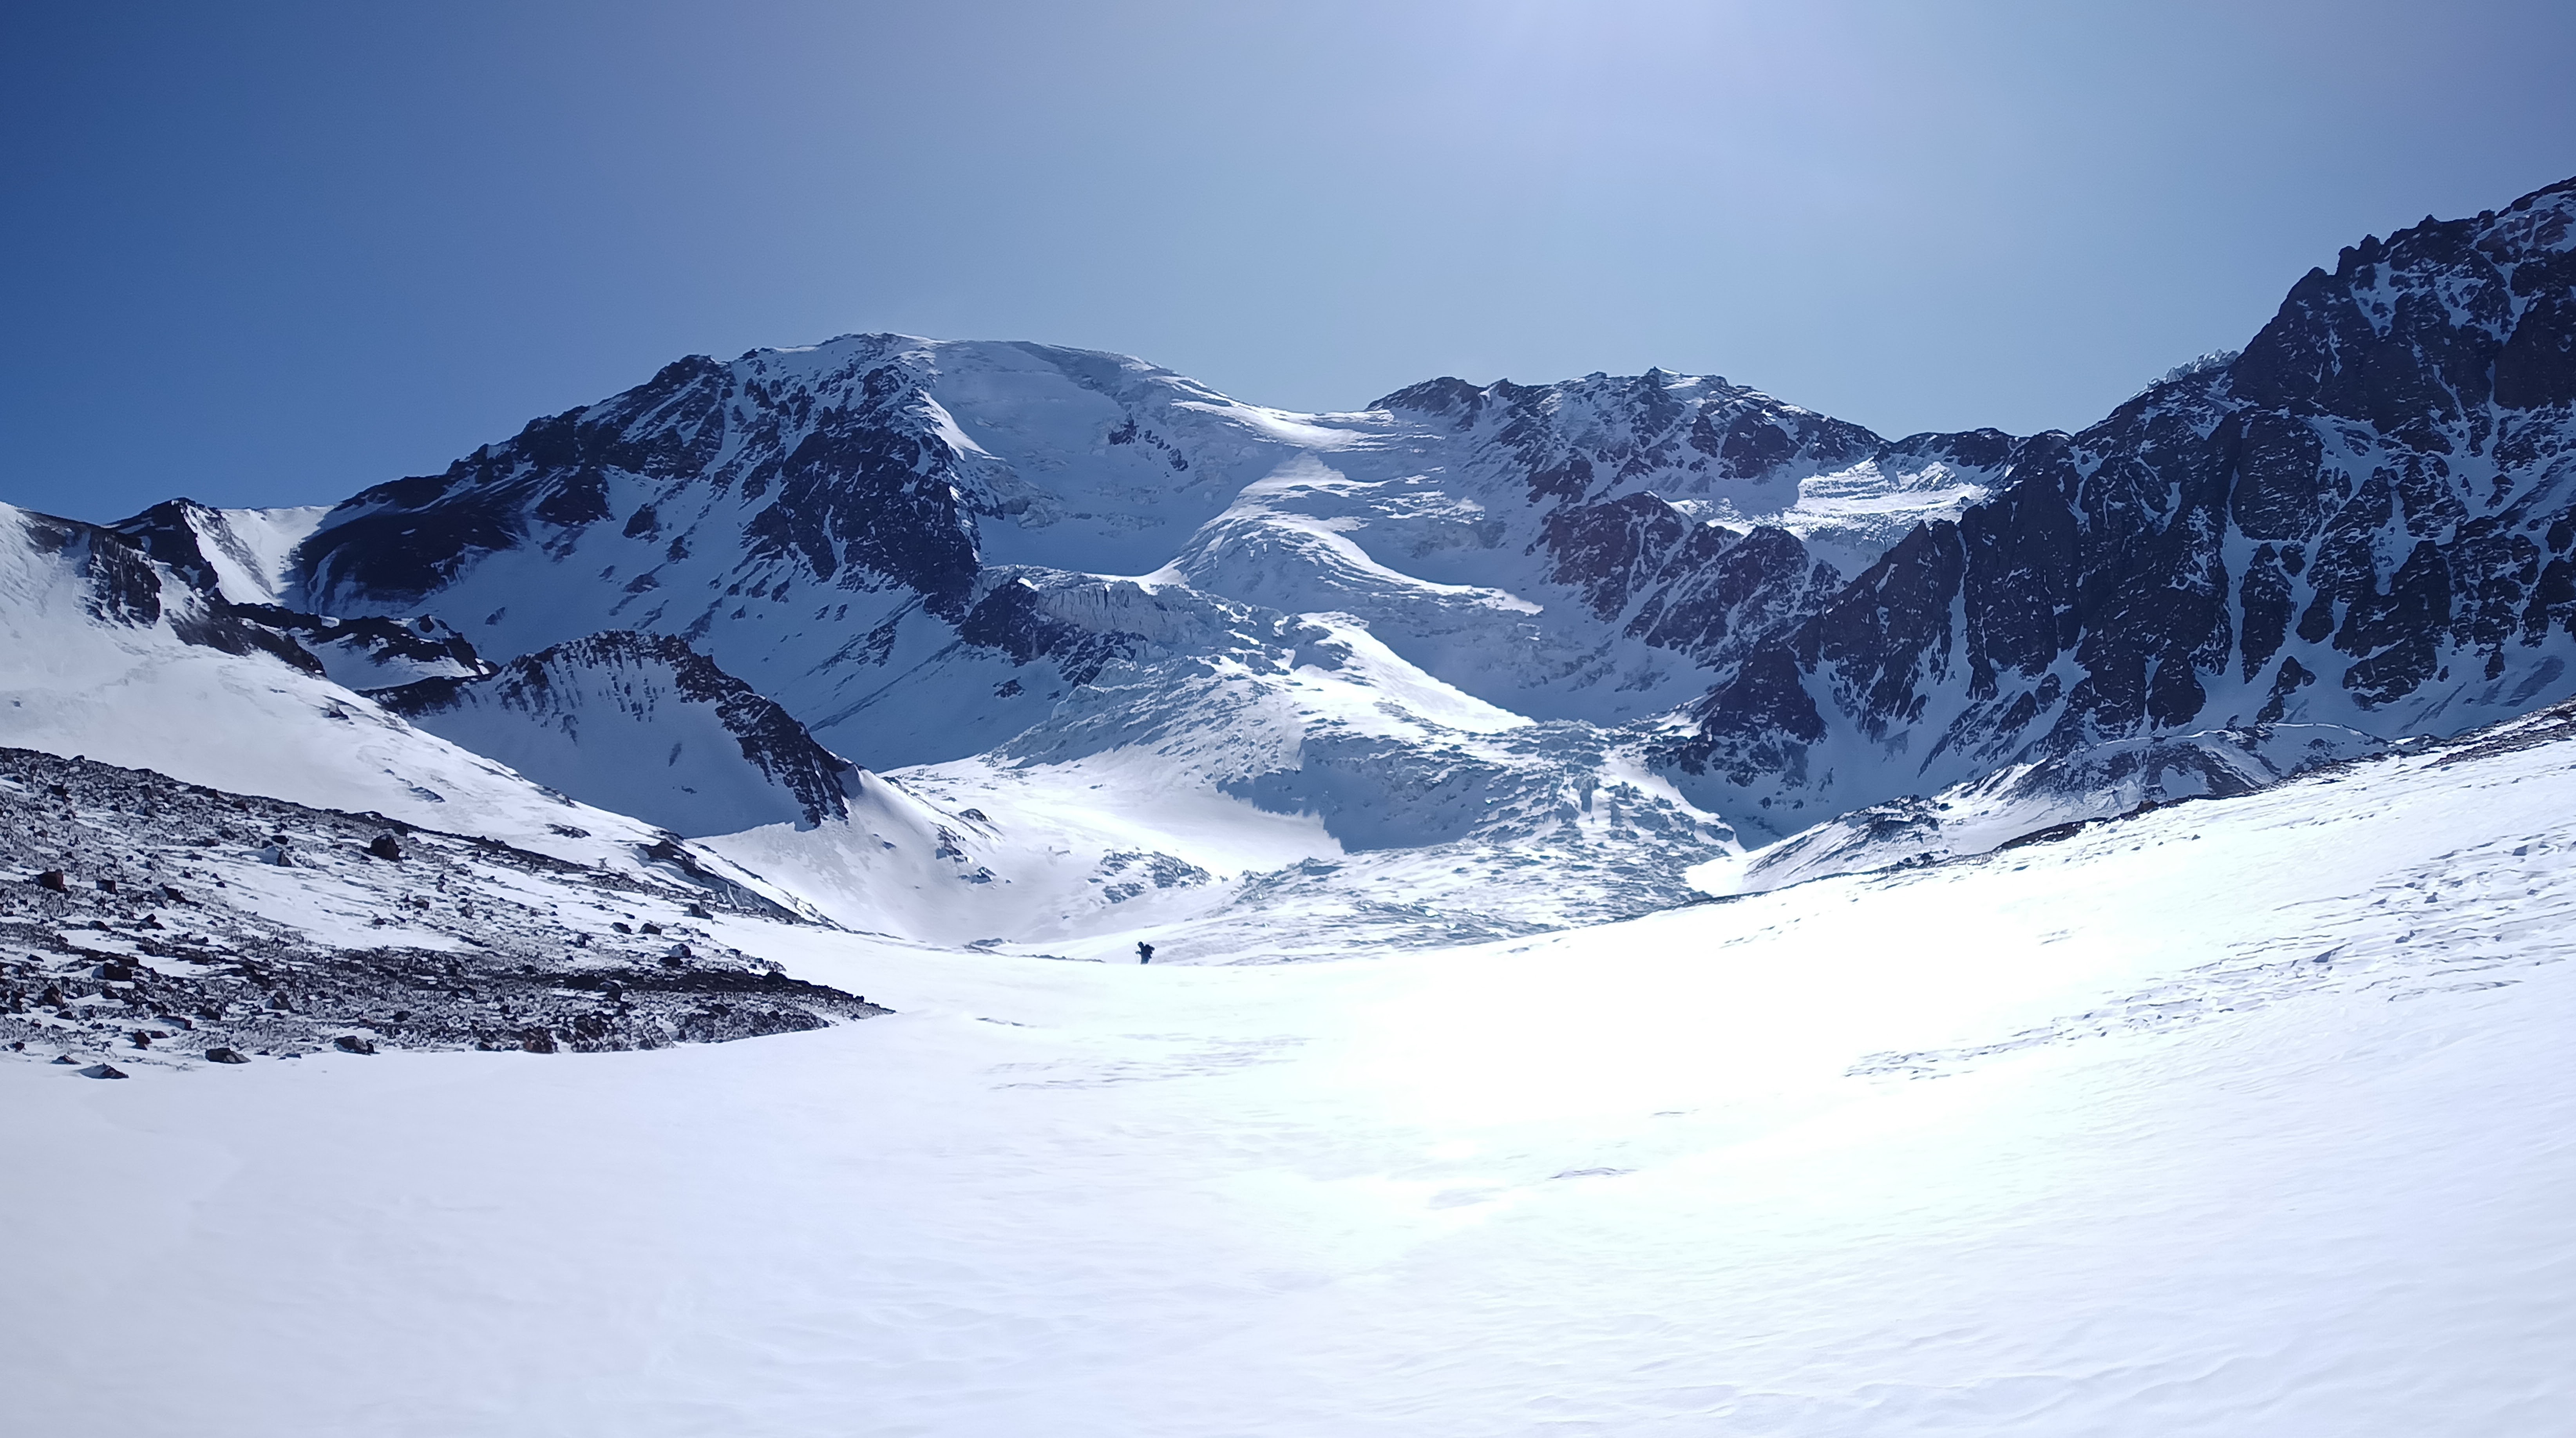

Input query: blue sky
[5,0,2573,521]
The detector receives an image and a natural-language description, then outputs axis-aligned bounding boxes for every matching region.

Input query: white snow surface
[6,703,2572,1434]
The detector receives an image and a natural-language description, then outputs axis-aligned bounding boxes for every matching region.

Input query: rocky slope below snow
[0,748,881,1069]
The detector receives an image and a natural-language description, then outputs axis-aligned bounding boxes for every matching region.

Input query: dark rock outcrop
[1659,174,2576,836]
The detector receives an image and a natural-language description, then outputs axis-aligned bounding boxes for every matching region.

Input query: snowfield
[5,704,2572,1435]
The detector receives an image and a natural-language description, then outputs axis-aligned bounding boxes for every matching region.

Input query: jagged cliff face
[1361,373,2023,697]
[1661,177,2576,837]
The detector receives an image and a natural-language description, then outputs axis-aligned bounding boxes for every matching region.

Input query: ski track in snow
[4,715,2573,1435]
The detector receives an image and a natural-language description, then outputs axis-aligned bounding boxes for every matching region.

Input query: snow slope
[5,689,2572,1435]
[379,630,861,837]
[0,502,807,906]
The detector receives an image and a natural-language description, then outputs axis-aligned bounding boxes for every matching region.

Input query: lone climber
[1136,942,1155,965]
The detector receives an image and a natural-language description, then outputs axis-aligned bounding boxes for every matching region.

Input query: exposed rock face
[109,499,328,608]
[1372,372,2024,678]
[223,604,494,690]
[376,631,859,835]
[1659,175,2576,837]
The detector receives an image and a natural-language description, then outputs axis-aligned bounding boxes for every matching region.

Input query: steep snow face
[378,632,859,837]
[114,499,330,607]
[1662,175,2576,840]
[8,671,2576,1436]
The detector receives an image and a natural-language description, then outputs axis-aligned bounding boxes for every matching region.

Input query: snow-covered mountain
[107,313,2013,946]
[270,339,1990,753]
[8,173,2576,957]
[1661,177,2576,836]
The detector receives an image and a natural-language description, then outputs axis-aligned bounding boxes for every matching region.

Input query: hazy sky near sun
[5,1,2574,520]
